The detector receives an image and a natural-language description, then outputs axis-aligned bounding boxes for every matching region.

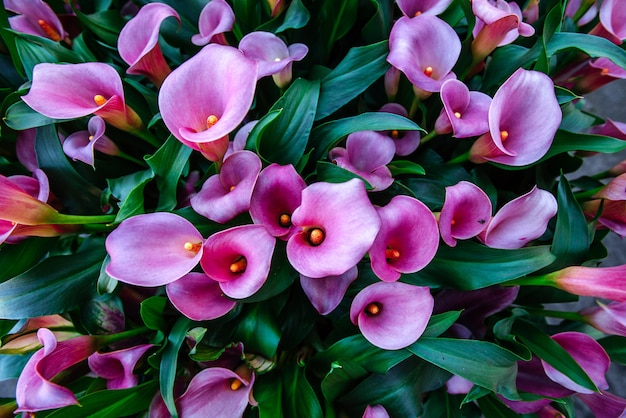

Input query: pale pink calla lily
[350,282,434,350]
[369,195,439,282]
[62,116,119,168]
[555,57,626,94]
[190,151,262,224]
[4,0,67,42]
[158,44,258,161]
[434,79,491,138]
[88,344,154,389]
[362,404,390,418]
[118,2,180,87]
[0,172,61,226]
[439,181,492,247]
[544,265,626,302]
[479,186,557,249]
[105,212,204,287]
[287,179,381,278]
[581,301,626,337]
[166,272,237,320]
[469,68,562,166]
[564,0,598,26]
[300,266,358,315]
[22,62,144,132]
[396,0,453,17]
[378,103,420,156]
[191,0,235,46]
[589,0,626,44]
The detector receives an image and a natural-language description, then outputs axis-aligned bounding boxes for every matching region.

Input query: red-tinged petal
[593,173,626,200]
[439,181,491,247]
[166,272,237,320]
[548,265,626,302]
[300,266,358,315]
[396,0,453,16]
[88,344,154,389]
[581,301,626,336]
[105,212,203,287]
[0,175,60,225]
[350,282,434,350]
[600,0,626,41]
[191,0,235,46]
[5,0,67,41]
[578,391,626,418]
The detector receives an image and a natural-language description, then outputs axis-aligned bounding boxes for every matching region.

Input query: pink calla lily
[544,265,626,302]
[62,116,119,168]
[300,266,358,315]
[434,79,491,138]
[396,0,453,17]
[439,181,492,247]
[4,0,67,42]
[362,404,390,418]
[191,0,235,46]
[581,301,626,337]
[0,172,61,226]
[166,272,237,320]
[88,344,154,389]
[378,103,420,156]
[578,391,626,418]
[589,0,626,44]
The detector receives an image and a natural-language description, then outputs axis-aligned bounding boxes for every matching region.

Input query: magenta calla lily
[287,179,381,278]
[387,15,461,95]
[4,0,67,42]
[350,282,434,350]
[200,225,276,299]
[578,391,626,418]
[396,0,453,17]
[565,0,597,26]
[166,272,237,320]
[362,404,390,418]
[590,0,626,44]
[63,116,119,168]
[378,103,420,156]
[191,0,235,46]
[479,186,557,249]
[158,44,258,161]
[544,265,626,302]
[369,195,439,282]
[22,62,144,132]
[434,79,491,138]
[249,163,306,238]
[469,68,562,167]
[190,151,262,224]
[439,181,492,247]
[0,173,61,226]
[88,344,154,389]
[581,301,626,337]
[300,266,358,315]
[118,2,180,87]
[582,199,626,237]
[105,212,204,287]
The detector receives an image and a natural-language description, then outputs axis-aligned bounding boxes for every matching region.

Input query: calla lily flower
[4,0,68,42]
[105,212,204,287]
[15,328,98,414]
[439,181,492,247]
[362,404,390,418]
[387,15,461,96]
[377,103,420,156]
[446,375,475,395]
[396,0,453,17]
[0,172,61,227]
[469,68,562,167]
[0,316,77,355]
[564,0,597,26]
[582,199,626,237]
[200,225,276,299]
[166,272,237,320]
[522,0,539,24]
[555,57,626,94]
[589,0,626,44]
[541,265,626,302]
[62,116,120,168]
[190,151,262,224]
[239,31,308,88]
[88,344,154,389]
[22,62,144,133]
[249,163,306,238]
[118,2,180,87]
[590,118,626,140]
[578,391,626,418]
[329,130,396,191]
[300,266,358,315]
[287,179,381,278]
[191,0,235,46]
[16,128,39,172]
[479,186,557,249]
[350,281,434,350]
[369,195,439,282]
[158,44,258,161]
[434,79,491,138]
[580,301,626,337]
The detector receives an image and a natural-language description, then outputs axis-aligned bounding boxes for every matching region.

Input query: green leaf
[232,303,282,358]
[259,0,310,33]
[316,161,373,189]
[0,237,53,283]
[410,241,556,290]
[318,0,357,54]
[254,373,284,418]
[160,317,192,418]
[321,360,369,402]
[408,338,520,400]
[546,32,626,69]
[422,311,462,338]
[281,362,323,418]
[388,160,426,176]
[546,129,626,158]
[96,255,118,295]
[555,86,581,105]
[73,9,124,46]
[3,100,59,130]
[316,41,390,120]
[0,238,105,319]
[246,109,282,153]
[599,336,626,365]
[476,395,521,418]
[146,135,193,211]
[107,169,154,222]
[140,296,168,332]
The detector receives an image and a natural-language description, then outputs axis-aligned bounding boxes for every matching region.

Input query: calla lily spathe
[396,0,453,17]
[4,0,67,42]
[300,266,358,315]
[63,116,119,168]
[439,181,492,247]
[377,103,420,156]
[434,79,491,138]
[581,301,626,337]
[166,272,237,320]
[191,0,235,46]
[88,344,154,389]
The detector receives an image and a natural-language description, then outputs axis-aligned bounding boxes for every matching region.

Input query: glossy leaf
[140,296,168,332]
[315,161,373,189]
[254,373,284,418]
[321,359,368,402]
[146,135,192,211]
[4,100,59,130]
[388,160,426,177]
[160,317,192,418]
[281,362,323,418]
[73,9,125,46]
[599,336,626,365]
[318,0,357,55]
[107,170,154,222]
[422,311,462,338]
[545,130,626,158]
[232,303,282,358]
[0,237,53,283]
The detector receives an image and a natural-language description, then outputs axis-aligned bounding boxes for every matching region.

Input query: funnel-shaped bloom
[387,15,461,94]
[62,116,120,168]
[166,272,237,320]
[88,344,154,389]
[362,404,390,418]
[377,103,420,156]
[239,31,308,88]
[434,79,491,138]
[479,186,557,249]
[287,179,381,278]
[578,391,626,418]
[118,2,180,87]
[191,151,262,223]
[329,131,396,191]
[370,196,439,282]
[564,0,597,26]
[300,266,358,315]
[15,328,98,414]
[250,163,306,238]
[350,282,434,350]
[158,44,258,161]
[469,68,561,166]
[589,0,626,44]
[105,212,204,287]
[590,118,626,141]
[0,173,61,226]
[544,265,626,302]
[439,181,491,247]
[555,57,626,94]
[192,0,235,46]
[396,0,453,17]
[4,0,67,42]
[582,199,626,237]
[581,301,626,337]
[200,225,276,299]
[22,63,143,132]
[0,315,76,355]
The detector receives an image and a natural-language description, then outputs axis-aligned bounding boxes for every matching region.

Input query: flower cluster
[2,0,626,417]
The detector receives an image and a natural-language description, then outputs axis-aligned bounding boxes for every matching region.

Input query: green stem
[408,96,420,120]
[505,274,555,287]
[522,307,584,322]
[590,170,612,181]
[574,186,603,200]
[118,150,146,166]
[131,129,161,148]
[52,213,117,225]
[447,151,470,165]
[420,130,438,145]
[100,326,151,345]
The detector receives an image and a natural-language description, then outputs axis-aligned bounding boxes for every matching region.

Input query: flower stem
[118,150,146,166]
[420,130,438,145]
[100,326,151,345]
[447,151,470,165]
[574,186,603,200]
[52,213,117,225]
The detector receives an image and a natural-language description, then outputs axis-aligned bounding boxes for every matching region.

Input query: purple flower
[249,163,306,238]
[469,68,562,167]
[387,15,461,96]
[118,3,180,87]
[190,151,262,223]
[565,0,597,26]
[369,196,439,282]
[166,272,237,320]
[300,266,358,315]
[478,186,557,249]
[589,0,626,44]
[555,58,626,94]
[582,199,626,237]
[377,103,420,156]
[105,212,204,287]
[350,282,434,350]
[88,344,154,389]
[434,79,491,138]
[578,391,626,418]
[439,181,492,247]
[545,265,626,302]
[396,0,453,17]
[4,0,67,42]
[0,171,60,227]
[200,225,276,299]
[239,31,308,88]
[362,404,390,418]
[191,0,235,46]
[62,116,120,168]
[286,179,381,278]
[581,301,626,337]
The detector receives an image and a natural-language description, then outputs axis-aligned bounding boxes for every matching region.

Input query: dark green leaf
[146,135,192,211]
[555,86,582,105]
[321,359,368,402]
[73,9,124,46]
[275,0,311,32]
[316,161,373,189]
[4,100,60,130]
[246,109,282,154]
[232,303,282,358]
[422,311,462,338]
[281,362,323,418]
[546,130,626,158]
[96,255,118,295]
[160,317,192,418]
[107,170,154,222]
[254,373,284,418]
[0,237,53,283]
[476,395,521,418]
[318,0,357,53]
[599,336,626,365]
[388,160,426,176]
[140,296,168,332]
